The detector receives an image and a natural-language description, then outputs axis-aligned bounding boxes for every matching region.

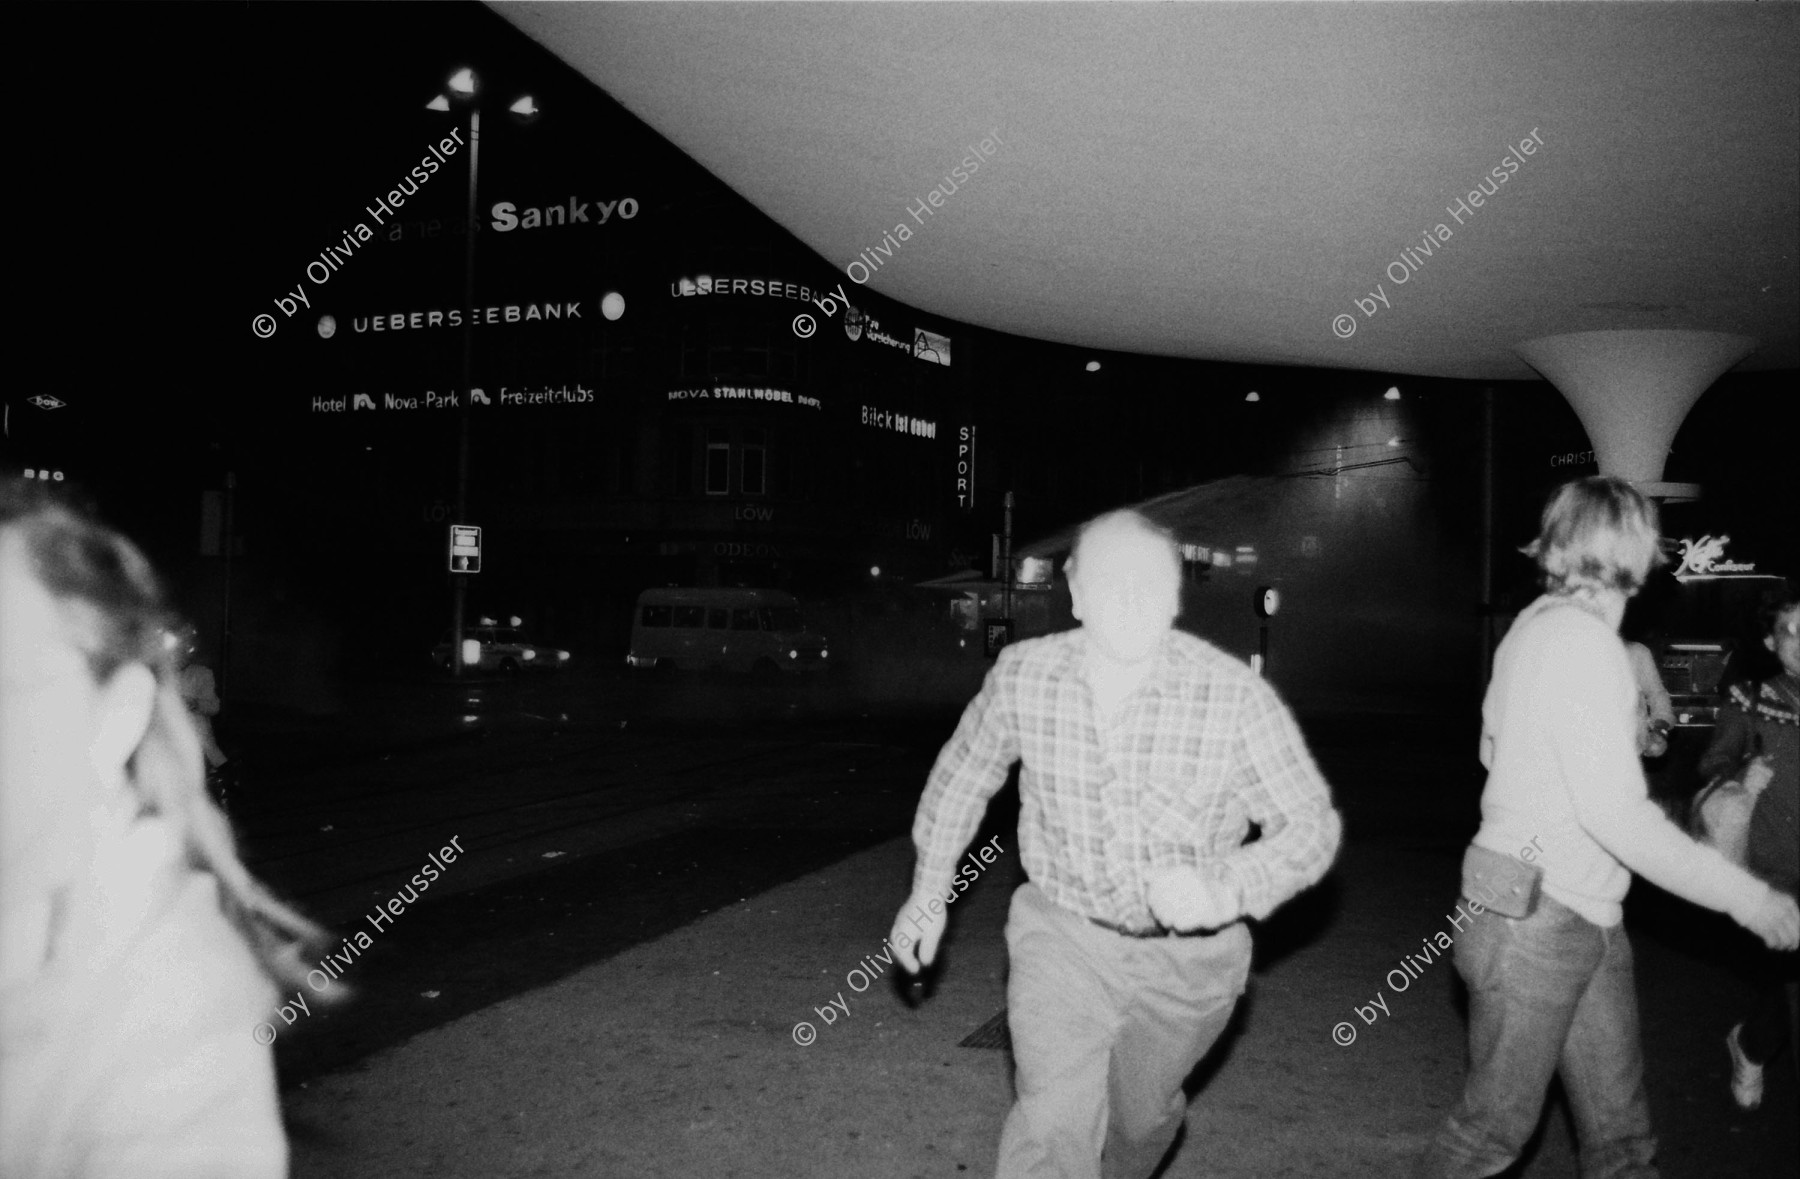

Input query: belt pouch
[1460,843,1542,919]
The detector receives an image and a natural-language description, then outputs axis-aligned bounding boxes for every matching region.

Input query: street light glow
[1245,391,1260,402]
[1384,387,1401,400]
[1085,360,1101,372]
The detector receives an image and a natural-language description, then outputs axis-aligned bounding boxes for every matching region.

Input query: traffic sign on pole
[449,524,482,573]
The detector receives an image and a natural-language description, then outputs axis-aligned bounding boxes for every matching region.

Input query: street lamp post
[428,71,536,676]
[450,101,480,677]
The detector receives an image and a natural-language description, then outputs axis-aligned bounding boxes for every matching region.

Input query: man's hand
[1737,887,1800,953]
[888,890,948,974]
[1145,866,1242,933]
[1742,755,1775,796]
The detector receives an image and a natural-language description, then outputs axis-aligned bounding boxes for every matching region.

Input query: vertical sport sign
[449,525,482,573]
[955,425,976,511]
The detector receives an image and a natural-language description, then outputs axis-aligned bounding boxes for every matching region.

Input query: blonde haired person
[1413,476,1799,1179]
[0,478,326,1178]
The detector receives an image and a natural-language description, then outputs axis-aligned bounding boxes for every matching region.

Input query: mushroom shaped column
[1514,329,1756,499]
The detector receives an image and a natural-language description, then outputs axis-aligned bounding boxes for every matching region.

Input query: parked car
[626,587,828,676]
[431,616,571,674]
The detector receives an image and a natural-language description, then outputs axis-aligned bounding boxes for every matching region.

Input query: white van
[625,587,829,676]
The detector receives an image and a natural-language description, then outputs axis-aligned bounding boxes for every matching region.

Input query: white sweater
[1474,594,1770,928]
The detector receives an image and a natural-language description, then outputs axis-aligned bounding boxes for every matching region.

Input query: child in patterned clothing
[1703,592,1799,1110]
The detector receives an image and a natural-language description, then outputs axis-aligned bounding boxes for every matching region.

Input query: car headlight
[557,651,570,661]
[522,649,537,661]
[789,649,798,659]
[821,649,829,659]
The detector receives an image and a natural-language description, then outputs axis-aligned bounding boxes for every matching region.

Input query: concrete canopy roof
[492,1,1799,381]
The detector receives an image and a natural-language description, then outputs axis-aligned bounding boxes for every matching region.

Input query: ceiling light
[1244,391,1260,402]
[1384,387,1401,400]
[1085,361,1101,372]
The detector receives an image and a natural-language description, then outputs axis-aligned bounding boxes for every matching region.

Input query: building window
[770,433,792,498]
[705,428,731,495]
[667,425,693,496]
[615,439,635,496]
[742,428,766,495]
[707,318,733,378]
[742,326,770,377]
[679,339,706,379]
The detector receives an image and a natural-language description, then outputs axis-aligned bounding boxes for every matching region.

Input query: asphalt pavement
[215,668,1795,1178]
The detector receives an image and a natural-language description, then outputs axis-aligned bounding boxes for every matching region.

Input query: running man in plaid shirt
[889,509,1342,1179]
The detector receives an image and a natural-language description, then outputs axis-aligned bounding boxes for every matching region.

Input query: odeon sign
[713,542,781,558]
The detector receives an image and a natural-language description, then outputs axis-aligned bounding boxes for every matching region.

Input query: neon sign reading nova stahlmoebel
[668,385,822,409]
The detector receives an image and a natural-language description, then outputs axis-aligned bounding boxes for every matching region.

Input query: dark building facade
[9,2,1788,717]
[246,60,982,674]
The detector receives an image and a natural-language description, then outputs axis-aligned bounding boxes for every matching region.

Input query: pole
[1479,384,1495,689]
[1002,489,1014,621]
[220,471,236,701]
[451,106,480,677]
[1259,622,1269,676]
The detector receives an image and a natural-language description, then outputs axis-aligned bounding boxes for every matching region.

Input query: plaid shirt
[912,628,1342,930]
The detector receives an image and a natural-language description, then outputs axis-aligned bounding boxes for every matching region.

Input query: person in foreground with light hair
[890,508,1342,1179]
[0,477,327,1178]
[1413,476,1799,1179]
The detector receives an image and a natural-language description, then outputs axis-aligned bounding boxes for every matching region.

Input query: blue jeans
[995,883,1253,1179]
[1413,894,1657,1179]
